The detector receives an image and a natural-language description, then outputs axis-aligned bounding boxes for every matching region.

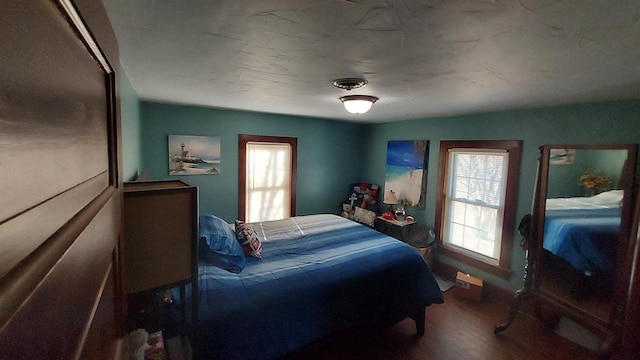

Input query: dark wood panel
[0,196,119,359]
[74,0,120,65]
[0,0,110,222]
[0,1,123,359]
[0,173,108,280]
[79,267,119,360]
[613,195,640,359]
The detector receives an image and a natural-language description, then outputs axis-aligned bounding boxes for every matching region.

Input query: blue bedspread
[543,208,620,273]
[195,214,443,360]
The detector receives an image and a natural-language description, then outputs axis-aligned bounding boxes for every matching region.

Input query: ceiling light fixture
[339,95,379,114]
[332,78,379,115]
[331,78,368,90]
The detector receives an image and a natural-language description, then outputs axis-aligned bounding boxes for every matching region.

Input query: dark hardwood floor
[131,286,597,360]
[285,290,597,360]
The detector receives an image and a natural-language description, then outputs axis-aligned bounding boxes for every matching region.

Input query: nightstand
[375,216,435,269]
[375,216,416,242]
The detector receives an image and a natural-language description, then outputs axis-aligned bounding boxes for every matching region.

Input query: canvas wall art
[550,148,576,165]
[384,140,429,209]
[169,135,221,175]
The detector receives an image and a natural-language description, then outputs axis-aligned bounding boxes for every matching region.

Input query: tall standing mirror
[495,144,638,355]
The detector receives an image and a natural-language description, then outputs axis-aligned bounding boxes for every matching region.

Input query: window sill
[437,245,513,280]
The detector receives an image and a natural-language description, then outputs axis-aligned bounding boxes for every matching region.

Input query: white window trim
[442,149,509,264]
[245,141,292,222]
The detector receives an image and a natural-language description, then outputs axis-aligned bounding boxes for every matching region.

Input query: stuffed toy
[341,203,354,219]
[127,328,151,360]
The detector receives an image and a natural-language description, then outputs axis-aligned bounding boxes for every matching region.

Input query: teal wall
[128,95,640,292]
[139,102,364,223]
[547,149,628,198]
[362,99,640,291]
[119,70,141,181]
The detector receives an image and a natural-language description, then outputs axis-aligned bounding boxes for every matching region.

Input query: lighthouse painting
[169,135,221,175]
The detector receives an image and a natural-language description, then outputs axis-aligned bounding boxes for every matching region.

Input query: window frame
[238,134,297,221]
[434,140,522,279]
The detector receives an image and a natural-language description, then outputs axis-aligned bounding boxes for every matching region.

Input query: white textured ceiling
[102,0,640,123]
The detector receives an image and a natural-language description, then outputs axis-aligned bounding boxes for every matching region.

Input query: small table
[375,217,435,268]
[375,216,416,242]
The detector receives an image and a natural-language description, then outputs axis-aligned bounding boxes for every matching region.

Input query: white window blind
[444,149,508,263]
[246,142,292,222]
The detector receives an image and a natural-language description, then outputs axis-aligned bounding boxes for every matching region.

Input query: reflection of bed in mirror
[544,190,623,283]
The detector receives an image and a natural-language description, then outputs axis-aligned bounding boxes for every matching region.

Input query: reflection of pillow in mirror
[546,189,623,210]
[591,189,623,207]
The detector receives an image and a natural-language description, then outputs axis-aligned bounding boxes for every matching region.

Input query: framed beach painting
[384,140,429,209]
[169,135,221,175]
[549,148,576,165]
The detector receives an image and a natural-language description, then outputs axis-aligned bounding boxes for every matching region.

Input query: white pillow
[354,206,376,227]
[546,189,624,210]
[590,189,623,206]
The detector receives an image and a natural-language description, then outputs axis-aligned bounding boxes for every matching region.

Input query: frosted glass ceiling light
[332,78,378,115]
[339,95,379,114]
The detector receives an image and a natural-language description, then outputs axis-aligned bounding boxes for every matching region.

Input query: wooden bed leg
[413,307,425,336]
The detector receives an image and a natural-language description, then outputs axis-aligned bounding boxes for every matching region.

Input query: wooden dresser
[123,180,199,324]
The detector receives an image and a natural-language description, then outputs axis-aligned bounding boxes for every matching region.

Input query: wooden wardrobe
[0,1,123,359]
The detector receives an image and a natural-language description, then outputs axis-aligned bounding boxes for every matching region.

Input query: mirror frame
[530,143,638,335]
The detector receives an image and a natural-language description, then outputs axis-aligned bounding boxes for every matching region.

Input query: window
[435,140,522,279]
[446,149,507,262]
[238,135,297,222]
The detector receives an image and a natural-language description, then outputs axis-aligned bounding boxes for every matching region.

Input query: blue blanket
[195,214,443,360]
[543,208,620,273]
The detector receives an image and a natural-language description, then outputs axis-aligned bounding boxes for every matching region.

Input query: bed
[543,190,622,275]
[192,213,444,360]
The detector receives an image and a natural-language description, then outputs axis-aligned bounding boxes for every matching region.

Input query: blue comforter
[543,208,620,273]
[195,214,443,360]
